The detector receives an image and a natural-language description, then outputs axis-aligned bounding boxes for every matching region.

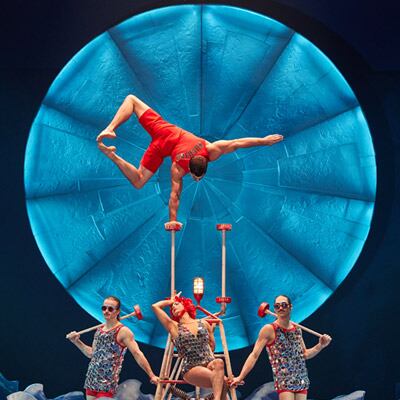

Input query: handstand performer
[67,296,158,399]
[152,295,226,400]
[96,95,283,228]
[230,295,332,400]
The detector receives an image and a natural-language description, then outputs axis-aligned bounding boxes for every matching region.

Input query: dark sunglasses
[102,305,117,312]
[274,302,290,310]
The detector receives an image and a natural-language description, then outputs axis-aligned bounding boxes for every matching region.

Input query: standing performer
[230,295,332,400]
[96,95,283,227]
[67,296,158,399]
[152,295,226,400]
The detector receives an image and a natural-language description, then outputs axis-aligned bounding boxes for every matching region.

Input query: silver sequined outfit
[173,320,215,376]
[84,324,127,394]
[266,322,310,392]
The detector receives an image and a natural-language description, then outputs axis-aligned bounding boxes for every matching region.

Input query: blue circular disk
[24,5,376,350]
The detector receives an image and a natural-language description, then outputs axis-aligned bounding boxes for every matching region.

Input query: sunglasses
[101,305,118,312]
[274,302,290,310]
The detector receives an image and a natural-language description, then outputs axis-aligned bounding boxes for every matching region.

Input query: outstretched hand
[97,130,117,158]
[263,134,284,145]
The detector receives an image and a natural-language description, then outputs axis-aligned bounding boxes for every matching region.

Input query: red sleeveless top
[139,109,209,173]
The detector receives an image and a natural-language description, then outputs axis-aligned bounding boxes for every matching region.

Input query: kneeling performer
[67,296,158,399]
[152,295,226,400]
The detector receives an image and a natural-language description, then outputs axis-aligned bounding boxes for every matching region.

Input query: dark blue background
[1,1,399,399]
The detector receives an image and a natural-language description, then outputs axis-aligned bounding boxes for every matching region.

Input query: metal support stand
[156,223,236,400]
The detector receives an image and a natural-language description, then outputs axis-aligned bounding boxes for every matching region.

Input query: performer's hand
[204,318,218,332]
[149,375,159,385]
[164,221,183,230]
[229,377,244,387]
[66,331,80,343]
[97,130,117,157]
[263,134,284,145]
[319,334,332,348]
[166,297,175,306]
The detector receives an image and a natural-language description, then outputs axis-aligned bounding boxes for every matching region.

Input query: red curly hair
[170,296,197,322]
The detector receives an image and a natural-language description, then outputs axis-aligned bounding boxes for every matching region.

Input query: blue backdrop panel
[24,5,376,350]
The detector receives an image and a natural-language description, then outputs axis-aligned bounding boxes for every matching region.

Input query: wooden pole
[171,230,175,297]
[218,321,237,400]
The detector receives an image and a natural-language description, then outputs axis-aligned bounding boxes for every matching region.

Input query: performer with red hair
[152,295,226,400]
[169,296,197,321]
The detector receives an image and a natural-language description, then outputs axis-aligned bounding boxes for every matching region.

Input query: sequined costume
[84,324,127,394]
[173,320,215,376]
[266,322,310,393]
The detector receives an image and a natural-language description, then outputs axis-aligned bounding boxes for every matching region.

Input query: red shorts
[138,109,208,174]
[139,108,182,173]
[277,389,308,395]
[85,389,114,398]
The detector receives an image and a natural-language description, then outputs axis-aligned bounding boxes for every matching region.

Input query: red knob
[134,304,143,320]
[216,224,232,231]
[216,296,232,304]
[258,302,269,318]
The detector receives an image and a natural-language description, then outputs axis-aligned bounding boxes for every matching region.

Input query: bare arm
[231,325,274,385]
[203,319,216,352]
[66,331,94,359]
[168,163,184,222]
[207,134,283,161]
[151,298,177,336]
[119,327,158,384]
[302,334,332,360]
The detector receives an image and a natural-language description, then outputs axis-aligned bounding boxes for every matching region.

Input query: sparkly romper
[173,320,215,376]
[84,325,127,394]
[266,322,310,393]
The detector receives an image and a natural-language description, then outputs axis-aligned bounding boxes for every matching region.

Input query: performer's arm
[66,331,93,359]
[302,334,332,360]
[151,298,176,335]
[230,324,273,386]
[119,327,158,384]
[207,134,283,161]
[204,320,216,352]
[168,164,184,222]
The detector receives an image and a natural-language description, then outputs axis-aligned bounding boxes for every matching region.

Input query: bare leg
[208,359,225,400]
[95,93,164,192]
[184,359,225,400]
[86,395,96,400]
[96,94,155,189]
[279,392,295,400]
[106,95,150,130]
[110,157,154,189]
[279,392,307,400]
[129,95,151,119]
